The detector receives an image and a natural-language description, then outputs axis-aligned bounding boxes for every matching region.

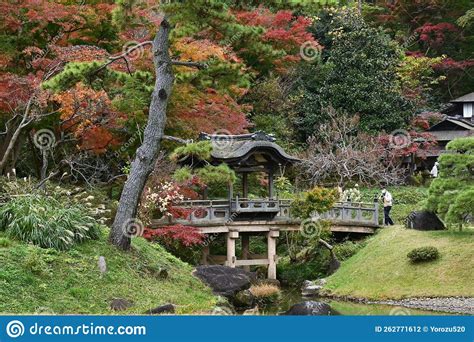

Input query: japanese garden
[0,0,473,316]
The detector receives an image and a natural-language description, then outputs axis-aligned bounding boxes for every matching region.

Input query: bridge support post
[201,245,209,265]
[267,229,279,279]
[226,231,239,268]
[241,234,250,272]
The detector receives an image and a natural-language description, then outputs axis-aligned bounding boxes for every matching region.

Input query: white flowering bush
[340,185,362,202]
[139,181,184,224]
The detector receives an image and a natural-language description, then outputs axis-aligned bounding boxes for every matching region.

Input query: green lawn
[324,226,474,300]
[0,231,216,314]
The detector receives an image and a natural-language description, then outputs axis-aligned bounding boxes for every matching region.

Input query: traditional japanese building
[198,131,300,214]
[426,92,474,166]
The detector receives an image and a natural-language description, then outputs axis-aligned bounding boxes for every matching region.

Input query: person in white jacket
[380,188,394,226]
[430,161,439,178]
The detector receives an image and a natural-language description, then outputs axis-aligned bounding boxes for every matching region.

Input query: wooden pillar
[267,229,279,279]
[201,245,210,265]
[242,172,248,198]
[268,168,274,199]
[241,234,250,272]
[226,231,239,268]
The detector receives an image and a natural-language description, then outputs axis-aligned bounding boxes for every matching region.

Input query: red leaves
[0,73,43,112]
[378,130,437,160]
[411,111,444,130]
[235,8,319,70]
[416,22,458,49]
[433,57,474,71]
[79,126,119,154]
[143,225,204,247]
[237,8,316,48]
[172,87,251,137]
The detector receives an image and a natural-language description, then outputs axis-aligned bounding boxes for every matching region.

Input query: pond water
[256,288,450,316]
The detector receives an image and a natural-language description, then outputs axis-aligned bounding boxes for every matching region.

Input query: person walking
[380,187,394,226]
[430,161,440,178]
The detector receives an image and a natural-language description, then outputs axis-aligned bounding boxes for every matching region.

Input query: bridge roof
[198,131,300,167]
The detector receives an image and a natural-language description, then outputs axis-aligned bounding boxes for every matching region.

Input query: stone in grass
[110,298,133,311]
[405,211,445,231]
[283,301,339,316]
[98,256,107,275]
[146,304,176,315]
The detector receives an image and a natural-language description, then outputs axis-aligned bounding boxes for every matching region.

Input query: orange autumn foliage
[54,83,122,154]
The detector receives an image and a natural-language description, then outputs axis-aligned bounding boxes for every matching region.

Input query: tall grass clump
[249,284,281,305]
[0,195,101,250]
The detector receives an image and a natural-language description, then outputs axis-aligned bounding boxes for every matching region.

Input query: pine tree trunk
[109,18,174,250]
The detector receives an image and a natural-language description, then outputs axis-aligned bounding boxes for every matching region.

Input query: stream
[256,288,451,315]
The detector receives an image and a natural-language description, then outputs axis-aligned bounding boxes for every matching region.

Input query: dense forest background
[0,0,472,184]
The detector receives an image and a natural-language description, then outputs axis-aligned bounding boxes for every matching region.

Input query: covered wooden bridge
[152,132,379,279]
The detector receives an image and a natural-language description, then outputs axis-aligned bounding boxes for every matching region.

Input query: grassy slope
[0,231,216,314]
[324,226,474,300]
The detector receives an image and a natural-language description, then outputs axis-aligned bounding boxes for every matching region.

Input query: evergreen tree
[426,137,474,229]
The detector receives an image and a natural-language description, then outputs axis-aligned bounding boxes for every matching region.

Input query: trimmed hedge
[407,246,440,263]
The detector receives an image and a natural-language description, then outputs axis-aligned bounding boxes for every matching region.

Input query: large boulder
[110,298,133,311]
[405,211,445,231]
[146,304,175,315]
[193,265,255,298]
[283,301,339,316]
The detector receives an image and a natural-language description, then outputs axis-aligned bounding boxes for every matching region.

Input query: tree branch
[94,41,153,75]
[94,42,207,76]
[161,135,191,144]
[171,60,207,69]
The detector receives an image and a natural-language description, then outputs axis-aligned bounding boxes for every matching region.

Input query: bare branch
[300,107,404,186]
[94,41,153,75]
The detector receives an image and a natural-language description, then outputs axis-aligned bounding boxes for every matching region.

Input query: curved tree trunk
[109,18,174,250]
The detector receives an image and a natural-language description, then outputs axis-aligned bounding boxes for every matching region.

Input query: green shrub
[0,195,101,250]
[291,186,339,219]
[333,241,364,261]
[172,166,193,183]
[0,237,12,248]
[277,248,331,285]
[407,246,440,263]
[24,251,49,276]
